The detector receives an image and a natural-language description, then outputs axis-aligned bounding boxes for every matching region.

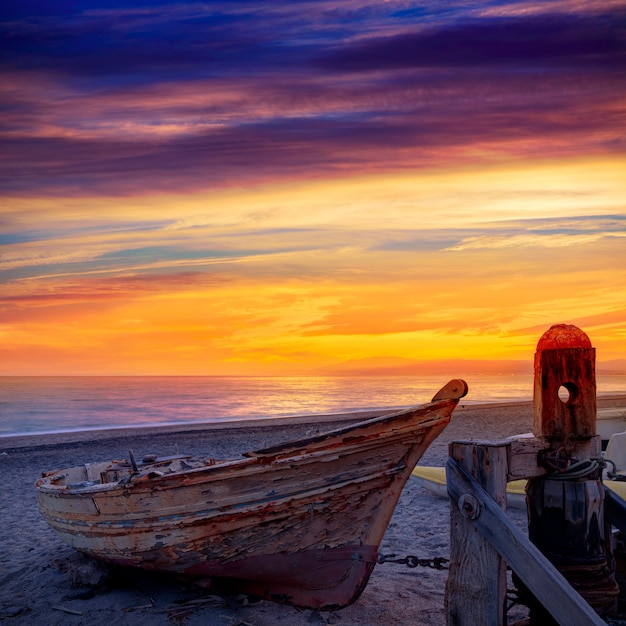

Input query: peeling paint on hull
[36,380,467,610]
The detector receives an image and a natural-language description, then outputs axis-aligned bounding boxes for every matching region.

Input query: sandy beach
[2,395,625,626]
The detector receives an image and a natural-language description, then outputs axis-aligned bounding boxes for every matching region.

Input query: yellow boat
[411,466,626,509]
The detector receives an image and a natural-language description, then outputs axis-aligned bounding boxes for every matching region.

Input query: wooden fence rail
[446,451,606,625]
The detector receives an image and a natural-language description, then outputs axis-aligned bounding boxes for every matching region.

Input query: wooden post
[446,441,508,625]
[446,455,606,626]
[444,324,618,624]
[525,324,618,622]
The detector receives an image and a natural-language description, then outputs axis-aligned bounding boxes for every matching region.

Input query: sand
[1,395,625,626]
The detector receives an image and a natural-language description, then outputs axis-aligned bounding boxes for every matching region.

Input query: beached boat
[597,407,626,444]
[36,379,467,610]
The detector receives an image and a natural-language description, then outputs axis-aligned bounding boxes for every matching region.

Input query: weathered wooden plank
[446,457,605,626]
[446,443,508,626]
[448,434,602,482]
[446,437,546,481]
[506,437,547,480]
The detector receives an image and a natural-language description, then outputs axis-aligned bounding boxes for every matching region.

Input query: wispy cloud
[1,1,625,374]
[446,233,606,250]
[1,2,624,195]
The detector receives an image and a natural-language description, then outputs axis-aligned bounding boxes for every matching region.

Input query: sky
[1,0,625,376]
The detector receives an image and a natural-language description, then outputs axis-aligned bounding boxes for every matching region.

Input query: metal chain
[376,553,449,570]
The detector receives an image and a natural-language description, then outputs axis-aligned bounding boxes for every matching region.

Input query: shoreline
[2,394,625,452]
[2,394,625,625]
[1,397,532,626]
[0,400,533,451]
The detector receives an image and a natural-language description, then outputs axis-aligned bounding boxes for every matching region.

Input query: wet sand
[1,395,624,625]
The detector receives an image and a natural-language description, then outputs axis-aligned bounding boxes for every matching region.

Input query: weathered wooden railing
[445,325,622,625]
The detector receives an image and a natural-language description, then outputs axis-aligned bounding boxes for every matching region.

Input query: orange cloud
[2,157,625,375]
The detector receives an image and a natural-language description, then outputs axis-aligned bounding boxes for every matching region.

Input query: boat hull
[36,384,466,609]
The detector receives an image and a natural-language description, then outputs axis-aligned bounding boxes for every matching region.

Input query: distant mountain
[320,357,532,376]
[320,357,626,377]
[597,359,626,375]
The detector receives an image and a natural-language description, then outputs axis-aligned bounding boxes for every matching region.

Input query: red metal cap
[536,324,592,351]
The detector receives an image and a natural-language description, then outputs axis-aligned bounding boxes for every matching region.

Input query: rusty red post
[533,323,596,448]
[523,324,618,622]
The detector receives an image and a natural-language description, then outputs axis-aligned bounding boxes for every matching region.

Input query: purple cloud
[317,11,626,70]
[1,2,624,196]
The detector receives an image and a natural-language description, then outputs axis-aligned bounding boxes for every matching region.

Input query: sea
[1,374,626,438]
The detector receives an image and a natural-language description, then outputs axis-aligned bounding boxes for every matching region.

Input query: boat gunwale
[38,465,407,533]
[36,398,456,496]
[247,398,455,456]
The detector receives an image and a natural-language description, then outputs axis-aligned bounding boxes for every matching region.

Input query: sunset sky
[1,0,625,376]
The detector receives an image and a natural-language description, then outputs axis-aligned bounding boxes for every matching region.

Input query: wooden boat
[597,407,626,444]
[36,379,467,610]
